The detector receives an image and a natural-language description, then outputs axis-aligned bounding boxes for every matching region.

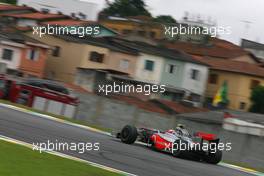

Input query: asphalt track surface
[0,106,253,176]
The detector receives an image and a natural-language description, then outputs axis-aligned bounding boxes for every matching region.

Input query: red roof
[0,4,33,11]
[2,12,68,20]
[156,99,208,114]
[109,95,168,114]
[41,20,96,26]
[165,38,249,59]
[193,56,264,78]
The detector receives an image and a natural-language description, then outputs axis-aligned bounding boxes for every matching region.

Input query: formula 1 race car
[116,125,222,164]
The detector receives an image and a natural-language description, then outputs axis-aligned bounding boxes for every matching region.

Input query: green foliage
[101,0,151,17]
[249,85,264,114]
[153,15,177,24]
[0,0,17,5]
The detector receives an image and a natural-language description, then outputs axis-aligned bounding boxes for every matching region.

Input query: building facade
[0,39,23,73]
[99,16,164,40]
[0,32,49,78]
[196,57,264,111]
[27,34,139,83]
[134,53,164,84]
[117,40,209,104]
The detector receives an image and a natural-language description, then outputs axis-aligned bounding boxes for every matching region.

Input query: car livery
[117,125,222,164]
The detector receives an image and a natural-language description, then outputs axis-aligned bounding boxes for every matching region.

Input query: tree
[0,0,17,4]
[101,0,151,17]
[153,15,177,24]
[249,86,264,114]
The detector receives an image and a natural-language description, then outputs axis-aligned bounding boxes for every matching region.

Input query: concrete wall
[75,92,173,130]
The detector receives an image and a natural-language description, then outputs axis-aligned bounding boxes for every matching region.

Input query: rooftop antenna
[183,11,189,21]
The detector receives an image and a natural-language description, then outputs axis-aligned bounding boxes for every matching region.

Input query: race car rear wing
[194,132,217,141]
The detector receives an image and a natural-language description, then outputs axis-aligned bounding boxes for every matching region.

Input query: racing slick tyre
[204,150,222,164]
[172,140,187,158]
[120,125,138,144]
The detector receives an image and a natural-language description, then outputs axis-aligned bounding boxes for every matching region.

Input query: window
[150,31,156,38]
[166,64,177,74]
[239,102,246,110]
[138,30,146,37]
[89,51,104,63]
[120,59,129,69]
[0,79,4,89]
[52,46,60,57]
[122,29,132,35]
[78,12,87,20]
[27,49,39,61]
[144,60,154,71]
[191,69,200,80]
[71,13,76,18]
[41,8,50,13]
[206,97,213,103]
[250,80,260,89]
[2,49,13,61]
[209,74,218,84]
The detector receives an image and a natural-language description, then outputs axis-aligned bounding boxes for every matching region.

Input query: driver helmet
[175,124,186,135]
[176,124,185,129]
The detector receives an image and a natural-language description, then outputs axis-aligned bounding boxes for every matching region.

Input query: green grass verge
[0,140,121,176]
[0,99,112,133]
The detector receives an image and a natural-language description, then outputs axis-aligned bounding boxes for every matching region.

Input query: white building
[182,62,208,97]
[0,38,24,72]
[18,0,99,21]
[134,53,164,84]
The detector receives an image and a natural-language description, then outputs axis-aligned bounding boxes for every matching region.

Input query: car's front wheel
[120,125,138,144]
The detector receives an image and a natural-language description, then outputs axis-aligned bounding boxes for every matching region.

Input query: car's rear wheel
[120,125,138,144]
[204,150,222,164]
